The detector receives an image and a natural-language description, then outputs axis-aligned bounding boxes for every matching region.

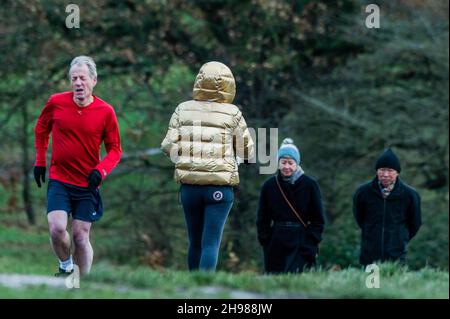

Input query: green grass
[0,262,448,299]
[83,262,448,299]
[0,218,448,299]
[0,223,55,275]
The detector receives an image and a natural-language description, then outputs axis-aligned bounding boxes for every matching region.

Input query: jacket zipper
[381,198,386,259]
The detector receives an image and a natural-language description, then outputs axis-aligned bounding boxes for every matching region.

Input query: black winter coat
[353,177,422,266]
[256,173,325,273]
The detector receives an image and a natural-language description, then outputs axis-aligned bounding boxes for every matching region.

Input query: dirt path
[0,273,308,298]
[0,273,68,289]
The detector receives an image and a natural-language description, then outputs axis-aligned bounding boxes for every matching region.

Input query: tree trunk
[21,103,35,225]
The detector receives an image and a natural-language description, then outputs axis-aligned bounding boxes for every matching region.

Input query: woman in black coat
[256,138,325,273]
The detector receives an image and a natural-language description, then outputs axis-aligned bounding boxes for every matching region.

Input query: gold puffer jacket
[161,61,255,186]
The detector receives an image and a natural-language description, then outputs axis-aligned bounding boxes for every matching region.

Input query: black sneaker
[54,267,74,277]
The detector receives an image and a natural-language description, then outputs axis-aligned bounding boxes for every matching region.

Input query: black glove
[34,166,46,188]
[87,169,102,190]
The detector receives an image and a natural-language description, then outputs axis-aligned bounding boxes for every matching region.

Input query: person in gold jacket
[161,61,254,271]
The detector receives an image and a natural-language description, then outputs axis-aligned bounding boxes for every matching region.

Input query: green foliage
[280,0,449,269]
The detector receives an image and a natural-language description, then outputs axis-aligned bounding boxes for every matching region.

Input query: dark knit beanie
[375,148,401,173]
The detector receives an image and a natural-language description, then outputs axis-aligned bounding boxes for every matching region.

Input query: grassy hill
[0,219,447,299]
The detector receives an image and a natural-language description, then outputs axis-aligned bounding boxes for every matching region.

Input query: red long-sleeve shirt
[35,92,122,187]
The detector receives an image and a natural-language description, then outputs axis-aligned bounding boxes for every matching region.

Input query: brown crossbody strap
[275,176,307,228]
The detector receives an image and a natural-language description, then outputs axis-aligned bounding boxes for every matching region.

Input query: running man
[34,55,122,276]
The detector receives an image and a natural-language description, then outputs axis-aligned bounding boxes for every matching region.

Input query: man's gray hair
[69,55,97,79]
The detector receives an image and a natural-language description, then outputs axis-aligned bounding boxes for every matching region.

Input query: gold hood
[192,61,236,104]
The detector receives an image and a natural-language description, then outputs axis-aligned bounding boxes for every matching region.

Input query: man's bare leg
[47,210,71,262]
[72,219,93,275]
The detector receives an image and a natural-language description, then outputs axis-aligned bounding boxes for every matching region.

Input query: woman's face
[279,158,297,177]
